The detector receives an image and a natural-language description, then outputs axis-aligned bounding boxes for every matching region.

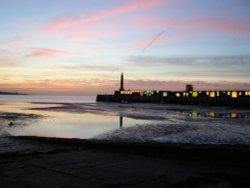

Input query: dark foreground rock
[1,136,250,188]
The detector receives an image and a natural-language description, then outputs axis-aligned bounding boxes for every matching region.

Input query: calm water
[0,95,95,103]
[0,95,150,138]
[1,95,250,144]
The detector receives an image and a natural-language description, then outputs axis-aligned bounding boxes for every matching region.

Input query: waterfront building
[97,73,250,107]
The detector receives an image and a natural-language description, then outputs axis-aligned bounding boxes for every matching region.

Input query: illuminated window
[216,91,220,97]
[239,92,242,96]
[245,91,248,96]
[140,92,144,96]
[206,91,209,95]
[209,112,215,117]
[210,91,215,97]
[175,93,180,97]
[183,92,189,97]
[121,90,132,95]
[231,113,237,119]
[231,91,237,98]
[227,91,231,95]
[191,111,198,117]
[163,92,168,97]
[192,91,198,97]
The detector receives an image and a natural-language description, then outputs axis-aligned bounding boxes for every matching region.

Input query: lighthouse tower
[120,73,124,91]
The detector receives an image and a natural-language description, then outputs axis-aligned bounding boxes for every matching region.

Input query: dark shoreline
[1,136,250,187]
[0,92,27,95]
[15,136,250,161]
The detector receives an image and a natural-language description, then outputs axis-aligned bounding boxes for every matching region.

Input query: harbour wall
[96,94,250,107]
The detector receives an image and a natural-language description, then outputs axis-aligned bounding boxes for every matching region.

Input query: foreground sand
[1,136,250,188]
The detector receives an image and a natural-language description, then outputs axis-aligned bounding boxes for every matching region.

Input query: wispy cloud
[135,17,250,35]
[128,55,250,81]
[27,47,74,57]
[128,55,250,67]
[61,64,122,72]
[43,0,170,33]
[40,0,182,43]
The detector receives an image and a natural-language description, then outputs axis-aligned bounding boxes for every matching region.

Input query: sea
[0,95,250,144]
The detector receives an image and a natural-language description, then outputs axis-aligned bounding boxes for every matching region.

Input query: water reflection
[0,102,148,139]
[1,102,250,140]
[120,115,123,128]
[181,111,250,120]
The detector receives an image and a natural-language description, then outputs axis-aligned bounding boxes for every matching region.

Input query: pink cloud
[43,0,172,33]
[136,17,250,35]
[27,47,74,57]
[132,16,250,48]
[198,19,250,34]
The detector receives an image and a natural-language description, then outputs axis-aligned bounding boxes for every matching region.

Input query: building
[97,73,250,107]
[186,84,193,91]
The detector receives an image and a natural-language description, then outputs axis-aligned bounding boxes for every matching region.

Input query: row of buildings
[97,73,250,106]
[115,73,250,99]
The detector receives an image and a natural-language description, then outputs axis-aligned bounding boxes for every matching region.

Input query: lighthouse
[120,73,124,91]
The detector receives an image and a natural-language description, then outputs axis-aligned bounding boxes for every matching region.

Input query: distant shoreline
[0,92,28,95]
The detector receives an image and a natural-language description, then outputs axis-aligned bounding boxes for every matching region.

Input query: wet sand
[1,136,250,188]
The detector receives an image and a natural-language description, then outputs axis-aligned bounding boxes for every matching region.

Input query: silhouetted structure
[186,84,193,92]
[120,73,124,91]
[97,73,250,107]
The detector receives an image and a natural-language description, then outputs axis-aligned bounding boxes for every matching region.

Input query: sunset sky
[1,0,250,95]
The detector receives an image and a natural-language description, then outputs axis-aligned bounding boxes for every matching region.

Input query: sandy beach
[1,136,250,188]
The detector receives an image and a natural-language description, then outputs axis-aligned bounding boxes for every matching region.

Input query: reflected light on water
[1,102,146,139]
[182,110,250,120]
